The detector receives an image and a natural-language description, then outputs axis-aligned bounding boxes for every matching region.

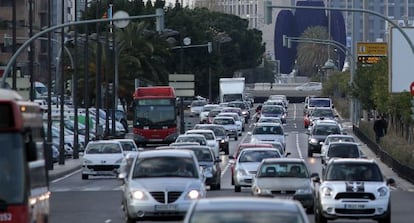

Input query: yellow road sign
[357,42,387,56]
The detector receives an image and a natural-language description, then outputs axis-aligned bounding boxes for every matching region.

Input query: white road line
[51,169,82,183]
[221,163,230,177]
[296,133,303,159]
[293,103,297,120]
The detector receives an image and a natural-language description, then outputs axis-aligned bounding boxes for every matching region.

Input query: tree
[296,26,338,77]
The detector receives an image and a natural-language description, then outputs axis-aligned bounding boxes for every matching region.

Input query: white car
[185,129,219,157]
[175,134,208,147]
[314,158,394,223]
[295,82,322,91]
[249,122,287,150]
[121,149,206,221]
[199,104,220,123]
[216,112,243,134]
[230,147,282,192]
[212,116,239,140]
[190,100,207,117]
[110,138,142,156]
[81,140,125,179]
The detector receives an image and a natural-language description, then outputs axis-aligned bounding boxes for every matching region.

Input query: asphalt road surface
[50,103,414,223]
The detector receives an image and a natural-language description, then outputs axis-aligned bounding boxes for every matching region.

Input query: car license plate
[344,204,365,209]
[155,204,177,211]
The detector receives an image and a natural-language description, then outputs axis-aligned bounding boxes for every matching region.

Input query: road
[49,103,414,223]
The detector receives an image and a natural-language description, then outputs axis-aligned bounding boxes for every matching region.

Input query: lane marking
[51,169,82,183]
[296,133,303,159]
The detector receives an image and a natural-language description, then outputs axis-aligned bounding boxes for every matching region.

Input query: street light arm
[1,12,164,88]
[266,4,414,55]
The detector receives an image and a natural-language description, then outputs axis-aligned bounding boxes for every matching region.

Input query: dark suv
[307,120,341,157]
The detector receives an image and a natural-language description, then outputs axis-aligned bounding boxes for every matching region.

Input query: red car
[229,143,273,185]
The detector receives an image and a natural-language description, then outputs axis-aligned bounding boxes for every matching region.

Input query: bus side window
[24,129,38,162]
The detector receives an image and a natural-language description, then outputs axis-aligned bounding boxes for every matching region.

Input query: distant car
[190,100,208,117]
[81,140,125,180]
[110,138,142,156]
[260,105,287,124]
[206,108,223,124]
[320,134,356,156]
[257,116,283,125]
[212,116,239,140]
[249,122,287,150]
[321,142,365,173]
[193,124,230,155]
[175,134,208,146]
[183,197,310,223]
[185,129,219,157]
[199,104,220,123]
[121,149,206,221]
[251,158,316,213]
[295,82,322,91]
[216,112,244,134]
[174,145,222,190]
[313,158,394,223]
[230,148,282,192]
[307,120,342,157]
[307,107,338,127]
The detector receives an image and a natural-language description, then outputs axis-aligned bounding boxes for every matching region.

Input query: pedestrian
[381,115,388,135]
[373,115,384,143]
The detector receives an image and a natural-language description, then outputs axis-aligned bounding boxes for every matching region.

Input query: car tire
[377,203,391,223]
[314,200,327,223]
[125,209,136,223]
[307,145,313,157]
[231,176,234,185]
[234,136,238,141]
[234,185,241,192]
[81,174,88,180]
[225,147,229,155]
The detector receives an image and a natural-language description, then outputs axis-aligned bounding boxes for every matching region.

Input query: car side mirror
[285,152,291,157]
[247,132,252,135]
[312,175,320,183]
[216,158,222,163]
[386,178,396,187]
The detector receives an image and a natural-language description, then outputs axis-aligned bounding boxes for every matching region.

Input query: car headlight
[242,111,247,115]
[296,188,312,194]
[203,166,213,174]
[309,138,319,145]
[377,186,388,197]
[131,190,148,200]
[115,158,123,164]
[321,186,333,197]
[236,168,249,176]
[186,189,202,200]
[220,139,225,143]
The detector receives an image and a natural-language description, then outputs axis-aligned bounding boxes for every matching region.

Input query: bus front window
[0,133,25,203]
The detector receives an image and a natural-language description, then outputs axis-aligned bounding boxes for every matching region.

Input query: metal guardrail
[353,125,414,185]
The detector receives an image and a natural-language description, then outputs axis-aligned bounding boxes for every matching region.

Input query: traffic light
[65,80,71,95]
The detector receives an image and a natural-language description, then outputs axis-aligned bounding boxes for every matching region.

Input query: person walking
[373,115,384,143]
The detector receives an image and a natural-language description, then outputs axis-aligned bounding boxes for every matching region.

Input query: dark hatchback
[307,121,341,157]
[193,124,230,155]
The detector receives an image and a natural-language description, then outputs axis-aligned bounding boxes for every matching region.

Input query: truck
[219,77,245,103]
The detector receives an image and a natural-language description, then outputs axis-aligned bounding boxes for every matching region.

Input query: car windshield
[327,136,355,143]
[176,136,206,145]
[327,144,360,158]
[309,98,331,107]
[119,141,138,152]
[86,143,122,154]
[262,106,284,114]
[313,125,340,135]
[239,150,280,162]
[325,163,383,181]
[132,156,197,178]
[189,132,214,140]
[184,149,213,162]
[312,109,334,117]
[258,163,309,178]
[253,126,283,135]
[188,211,306,223]
[213,118,234,125]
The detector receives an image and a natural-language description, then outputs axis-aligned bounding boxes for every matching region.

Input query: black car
[193,124,230,155]
[306,120,342,157]
[174,145,222,190]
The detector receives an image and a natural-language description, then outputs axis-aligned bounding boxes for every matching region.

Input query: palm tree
[296,26,337,77]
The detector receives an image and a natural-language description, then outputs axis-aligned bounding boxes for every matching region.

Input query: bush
[359,121,414,169]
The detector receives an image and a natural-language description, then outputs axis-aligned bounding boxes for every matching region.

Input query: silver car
[251,158,316,213]
[122,149,206,222]
[249,122,287,150]
[183,197,310,223]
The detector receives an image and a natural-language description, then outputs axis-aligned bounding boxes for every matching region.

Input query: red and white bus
[0,89,49,223]
[129,86,178,146]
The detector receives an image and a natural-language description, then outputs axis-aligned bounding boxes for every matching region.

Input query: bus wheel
[82,174,88,180]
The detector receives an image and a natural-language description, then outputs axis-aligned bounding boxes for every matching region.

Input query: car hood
[251,135,285,143]
[321,181,387,194]
[254,178,311,190]
[238,162,261,172]
[128,178,204,191]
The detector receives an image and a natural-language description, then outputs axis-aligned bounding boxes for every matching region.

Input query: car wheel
[234,136,238,141]
[82,174,88,180]
[377,203,391,223]
[234,185,241,192]
[125,210,136,223]
[225,147,229,155]
[231,176,234,185]
[307,145,313,157]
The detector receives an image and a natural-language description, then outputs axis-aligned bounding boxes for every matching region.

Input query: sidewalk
[48,157,82,181]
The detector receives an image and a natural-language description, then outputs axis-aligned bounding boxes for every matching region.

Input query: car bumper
[82,165,120,176]
[320,198,389,219]
[308,143,322,153]
[234,174,253,187]
[125,199,193,219]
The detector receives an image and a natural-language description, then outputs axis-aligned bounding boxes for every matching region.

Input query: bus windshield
[0,133,25,203]
[134,99,176,127]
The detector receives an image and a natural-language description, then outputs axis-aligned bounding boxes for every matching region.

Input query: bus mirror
[26,141,37,162]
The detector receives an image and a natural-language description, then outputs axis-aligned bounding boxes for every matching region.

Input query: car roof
[328,158,377,165]
[326,134,354,138]
[178,134,206,138]
[328,141,359,146]
[186,129,214,133]
[238,143,274,148]
[138,149,195,158]
[262,157,306,164]
[191,197,303,212]
[254,122,283,127]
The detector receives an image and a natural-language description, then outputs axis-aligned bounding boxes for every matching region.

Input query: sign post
[410,82,414,121]
[169,74,195,134]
